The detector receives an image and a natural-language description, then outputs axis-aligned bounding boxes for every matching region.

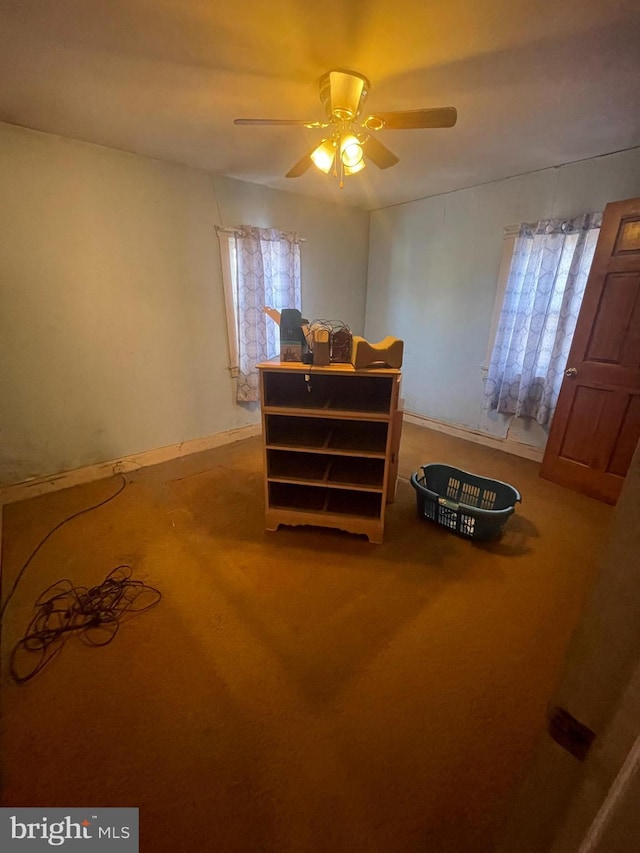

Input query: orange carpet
[0,424,612,852]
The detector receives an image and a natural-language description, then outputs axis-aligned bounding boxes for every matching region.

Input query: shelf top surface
[257,358,401,377]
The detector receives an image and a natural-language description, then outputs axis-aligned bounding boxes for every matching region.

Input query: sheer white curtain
[234,226,301,402]
[483,212,601,426]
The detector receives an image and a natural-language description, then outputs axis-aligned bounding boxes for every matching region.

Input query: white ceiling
[1,0,639,210]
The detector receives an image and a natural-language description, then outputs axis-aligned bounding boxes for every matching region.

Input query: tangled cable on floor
[1,475,162,684]
[9,565,162,684]
[0,476,128,623]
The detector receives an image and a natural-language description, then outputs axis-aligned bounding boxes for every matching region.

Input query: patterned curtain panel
[483,212,602,426]
[234,226,302,402]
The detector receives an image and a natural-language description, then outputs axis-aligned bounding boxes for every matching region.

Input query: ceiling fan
[234,69,457,186]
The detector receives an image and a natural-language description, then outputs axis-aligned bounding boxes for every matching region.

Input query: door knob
[565,367,578,377]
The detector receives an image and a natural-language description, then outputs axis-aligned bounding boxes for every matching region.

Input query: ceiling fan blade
[234,118,327,128]
[364,107,457,130]
[362,135,399,170]
[285,152,314,179]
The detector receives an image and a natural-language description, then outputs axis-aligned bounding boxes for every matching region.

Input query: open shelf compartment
[265,415,388,456]
[267,449,385,490]
[263,371,394,415]
[268,482,383,519]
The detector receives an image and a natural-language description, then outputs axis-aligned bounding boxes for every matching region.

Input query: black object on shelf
[280,308,309,362]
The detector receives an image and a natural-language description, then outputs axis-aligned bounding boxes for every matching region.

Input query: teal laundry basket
[410,463,521,541]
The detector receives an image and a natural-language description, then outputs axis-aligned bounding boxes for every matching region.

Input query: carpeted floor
[0,423,613,852]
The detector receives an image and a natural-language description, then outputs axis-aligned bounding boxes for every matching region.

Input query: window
[217,226,302,402]
[483,212,601,426]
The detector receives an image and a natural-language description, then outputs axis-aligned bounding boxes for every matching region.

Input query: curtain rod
[503,224,522,237]
[215,225,306,242]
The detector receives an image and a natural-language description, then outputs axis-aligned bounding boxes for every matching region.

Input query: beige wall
[365,147,640,451]
[4,118,638,484]
[0,123,369,486]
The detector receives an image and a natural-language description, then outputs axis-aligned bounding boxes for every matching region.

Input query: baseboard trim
[403,411,544,463]
[0,413,541,506]
[0,424,261,506]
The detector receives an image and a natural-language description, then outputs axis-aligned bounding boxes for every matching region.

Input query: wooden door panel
[557,386,611,465]
[608,394,640,477]
[541,197,640,503]
[547,387,637,501]
[613,214,640,253]
[585,273,640,364]
[546,392,630,501]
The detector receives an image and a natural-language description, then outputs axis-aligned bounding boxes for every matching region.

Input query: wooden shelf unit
[258,359,402,543]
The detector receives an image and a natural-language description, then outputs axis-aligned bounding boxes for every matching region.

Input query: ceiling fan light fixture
[363,115,385,131]
[343,159,366,176]
[325,70,368,121]
[310,139,336,173]
[234,69,457,183]
[340,134,364,168]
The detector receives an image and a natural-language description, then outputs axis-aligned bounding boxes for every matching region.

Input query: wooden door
[541,197,640,503]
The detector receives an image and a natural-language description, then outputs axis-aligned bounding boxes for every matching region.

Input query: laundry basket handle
[438,496,460,512]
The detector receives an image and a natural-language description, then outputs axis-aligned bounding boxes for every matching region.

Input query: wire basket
[410,463,521,541]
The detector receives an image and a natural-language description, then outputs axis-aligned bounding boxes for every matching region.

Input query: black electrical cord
[1,475,162,684]
[9,565,161,684]
[0,475,127,623]
[308,319,351,334]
